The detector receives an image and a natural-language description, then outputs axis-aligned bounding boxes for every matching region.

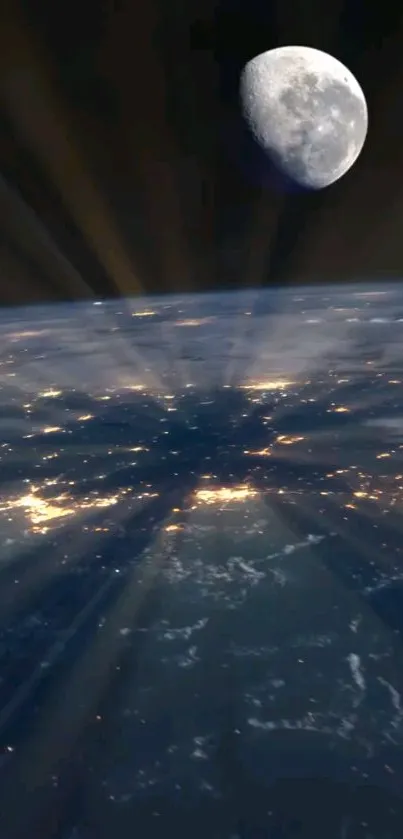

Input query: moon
[240,46,368,189]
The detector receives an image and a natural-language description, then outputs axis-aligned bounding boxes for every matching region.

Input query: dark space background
[1,0,403,305]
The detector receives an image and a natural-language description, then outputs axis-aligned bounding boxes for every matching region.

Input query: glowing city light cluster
[0,483,157,535]
[193,486,258,506]
[174,317,215,327]
[241,380,294,391]
[244,435,305,458]
[1,292,403,556]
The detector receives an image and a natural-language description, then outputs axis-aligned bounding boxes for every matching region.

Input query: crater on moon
[240,46,368,190]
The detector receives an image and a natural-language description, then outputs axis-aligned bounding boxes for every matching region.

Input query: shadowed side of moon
[221,110,312,195]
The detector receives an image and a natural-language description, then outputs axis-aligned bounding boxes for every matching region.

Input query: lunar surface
[240,45,368,189]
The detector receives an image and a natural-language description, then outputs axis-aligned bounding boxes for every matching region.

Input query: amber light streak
[100,0,194,297]
[0,1,142,298]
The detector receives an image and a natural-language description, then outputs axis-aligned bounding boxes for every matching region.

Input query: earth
[1,284,403,837]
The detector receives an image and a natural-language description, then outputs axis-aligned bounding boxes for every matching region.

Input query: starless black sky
[0,0,403,304]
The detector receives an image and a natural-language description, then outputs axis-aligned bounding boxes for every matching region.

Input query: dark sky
[0,0,403,304]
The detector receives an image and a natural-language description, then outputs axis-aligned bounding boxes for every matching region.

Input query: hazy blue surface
[0,285,403,837]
